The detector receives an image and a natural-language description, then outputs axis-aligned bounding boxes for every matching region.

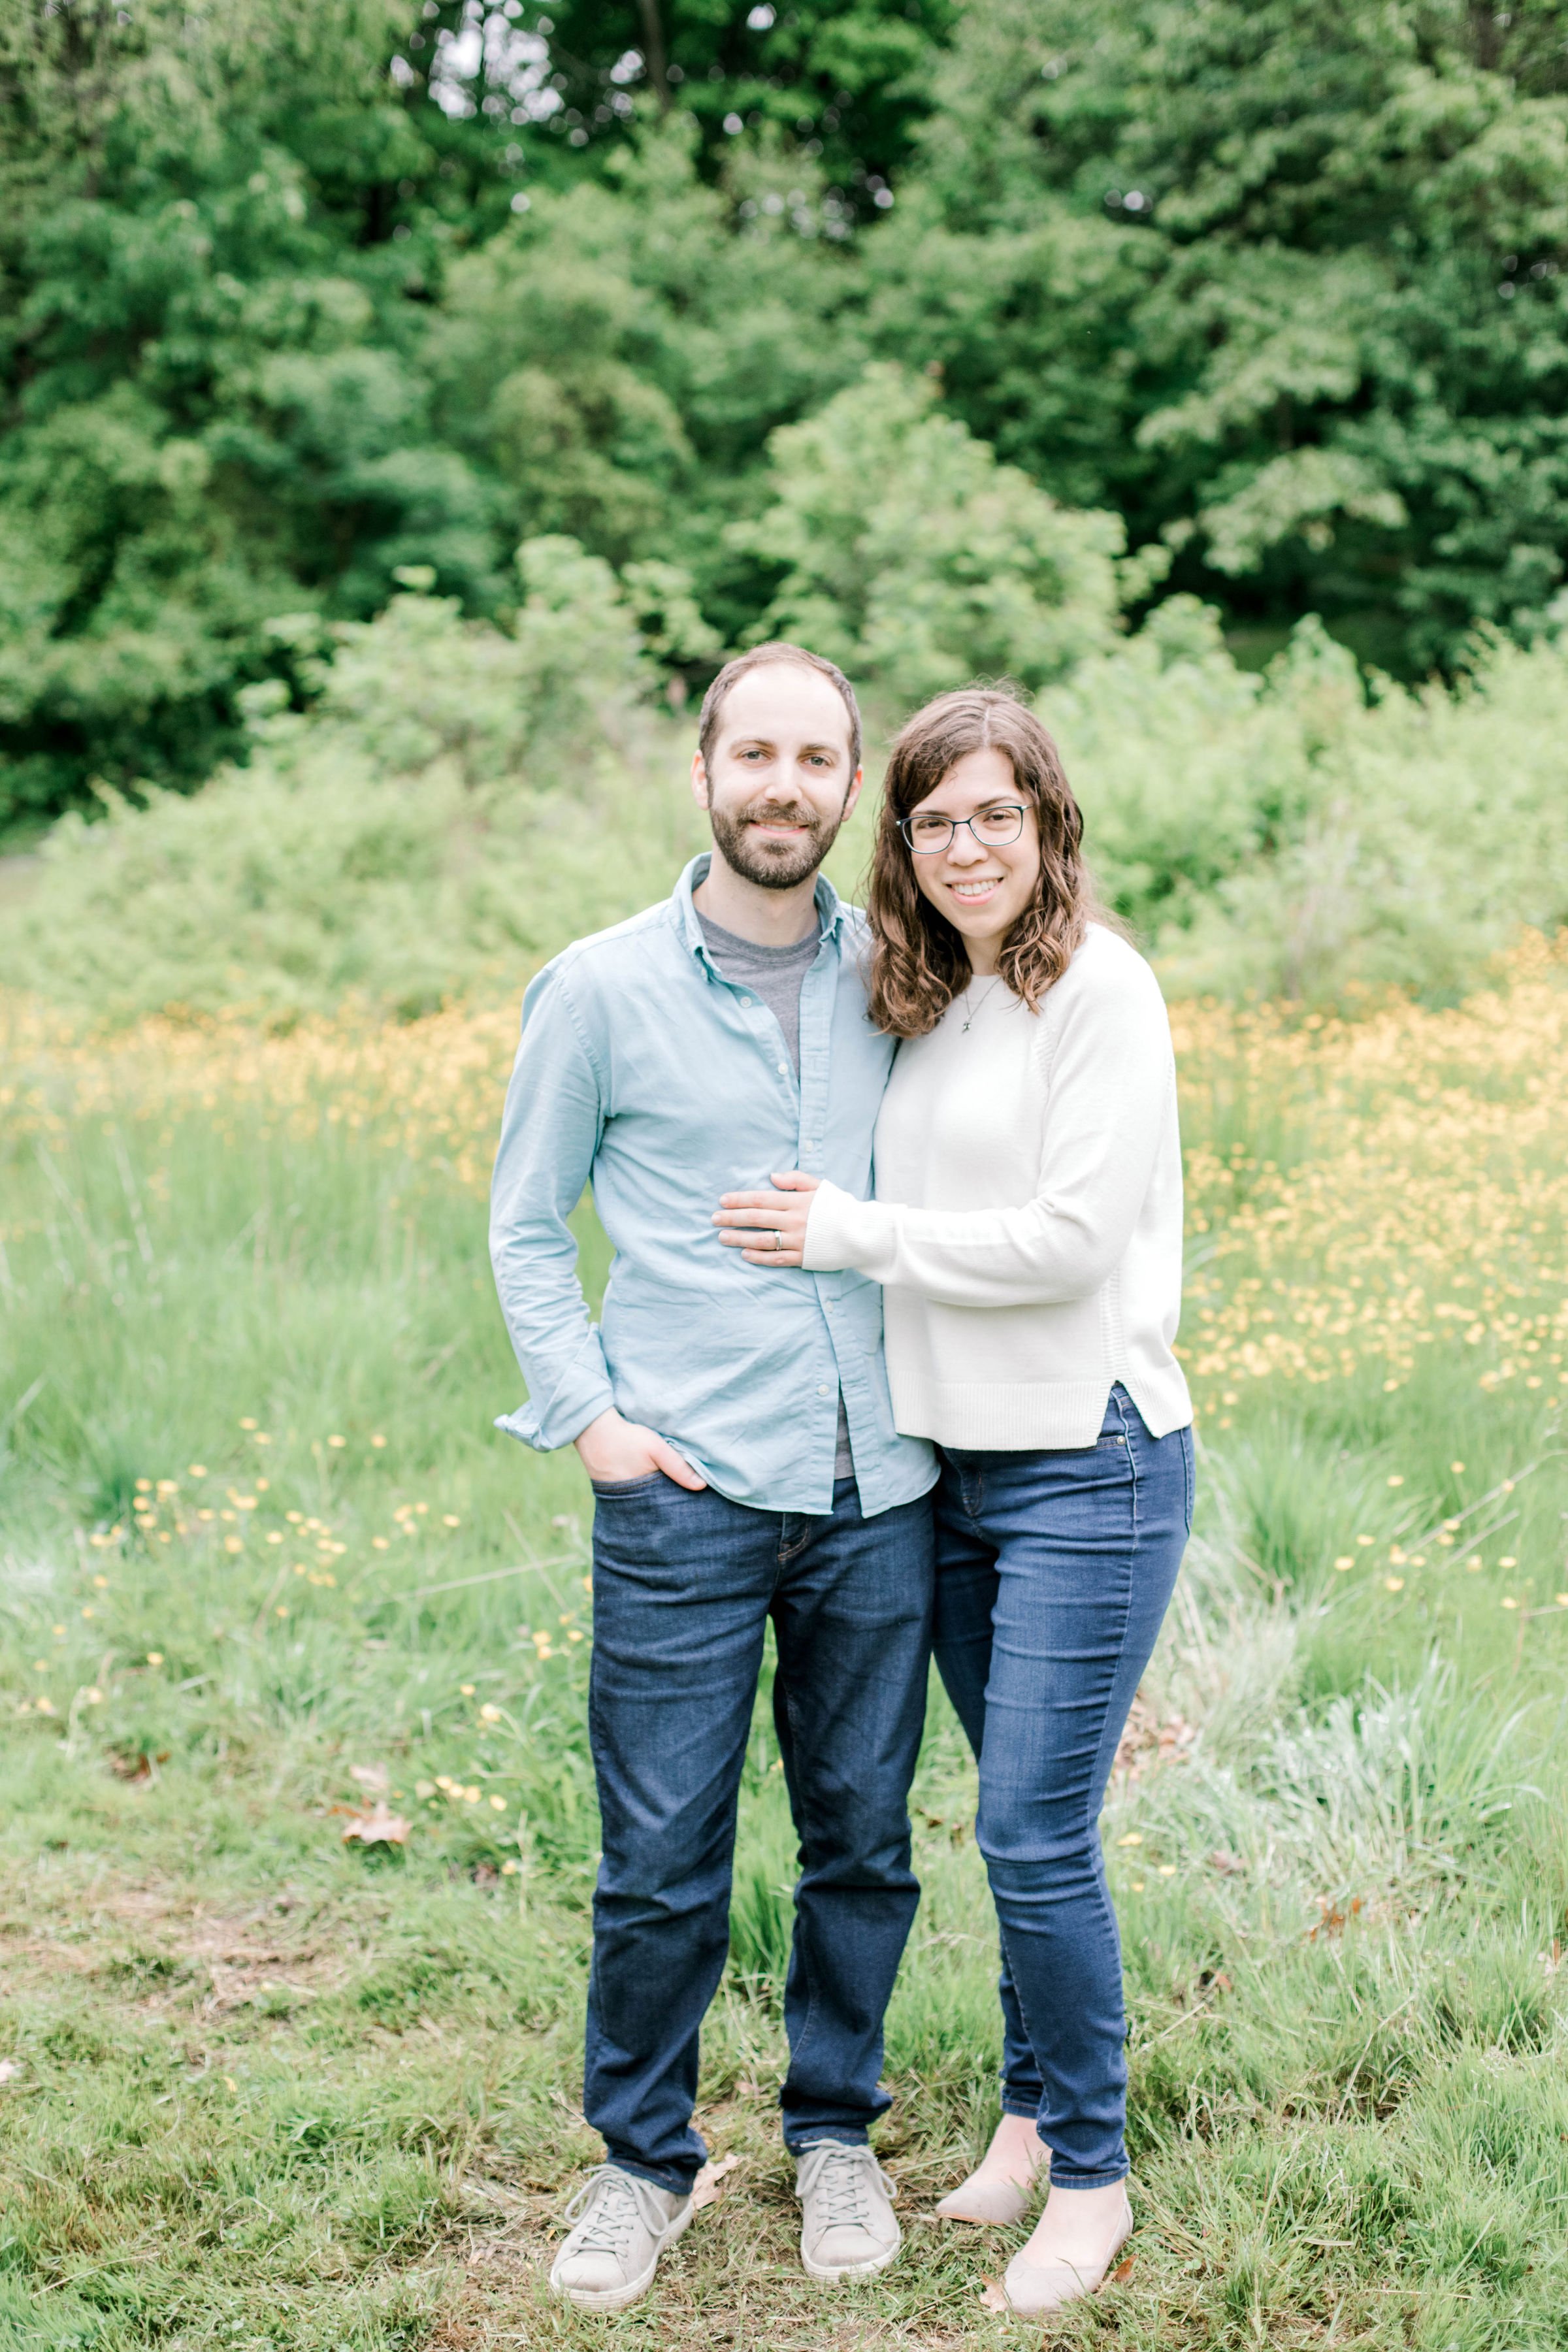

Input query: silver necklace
[959,975,1005,1034]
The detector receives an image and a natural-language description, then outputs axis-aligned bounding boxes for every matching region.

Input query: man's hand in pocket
[574,1408,707,1490]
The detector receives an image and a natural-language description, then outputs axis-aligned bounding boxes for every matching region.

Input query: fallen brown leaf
[349,1762,389,1794]
[1115,1692,1196,1782]
[689,2152,739,2211]
[1308,1893,1364,1941]
[979,2276,1008,2312]
[1110,2252,1135,2283]
[340,1802,410,1847]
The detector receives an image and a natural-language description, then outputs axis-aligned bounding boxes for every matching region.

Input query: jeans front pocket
[589,1473,671,1497]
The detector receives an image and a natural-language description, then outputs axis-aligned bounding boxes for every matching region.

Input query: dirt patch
[1,1874,348,2011]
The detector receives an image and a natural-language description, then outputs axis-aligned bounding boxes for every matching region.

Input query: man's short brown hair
[697,642,862,777]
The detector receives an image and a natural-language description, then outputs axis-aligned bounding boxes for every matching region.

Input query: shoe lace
[798,2143,896,2229]
[562,2165,664,2258]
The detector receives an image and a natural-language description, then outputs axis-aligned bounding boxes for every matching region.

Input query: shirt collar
[674,852,845,962]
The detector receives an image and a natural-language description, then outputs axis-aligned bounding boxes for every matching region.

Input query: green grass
[3,1030,1567,2348]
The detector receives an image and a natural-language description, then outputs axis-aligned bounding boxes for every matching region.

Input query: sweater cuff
[802,1181,896,1277]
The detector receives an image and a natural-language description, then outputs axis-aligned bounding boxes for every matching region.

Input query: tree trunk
[636,0,671,109]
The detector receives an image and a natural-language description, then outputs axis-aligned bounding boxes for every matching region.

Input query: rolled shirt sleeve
[802,952,1175,1309]
[489,964,616,1450]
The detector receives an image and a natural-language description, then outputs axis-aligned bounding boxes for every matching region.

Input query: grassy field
[2,939,1567,2350]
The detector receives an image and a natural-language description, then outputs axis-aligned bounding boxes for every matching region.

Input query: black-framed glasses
[898,804,1028,855]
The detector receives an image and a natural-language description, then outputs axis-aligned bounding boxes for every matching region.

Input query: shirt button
[817,1385,830,1397]
[777,1060,789,1074]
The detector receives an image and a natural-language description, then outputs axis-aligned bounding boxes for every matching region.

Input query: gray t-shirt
[697,909,855,1484]
[695,912,820,1073]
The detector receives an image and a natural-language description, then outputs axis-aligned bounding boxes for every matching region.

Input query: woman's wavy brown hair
[866,686,1102,1038]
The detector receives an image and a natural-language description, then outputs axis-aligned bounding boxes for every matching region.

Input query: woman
[712,687,1193,2316]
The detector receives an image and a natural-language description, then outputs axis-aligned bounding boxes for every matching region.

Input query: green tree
[868,0,1568,670]
[425,129,865,631]
[0,0,510,821]
[735,363,1142,701]
[14,0,1568,829]
[434,0,953,208]
[0,5,866,825]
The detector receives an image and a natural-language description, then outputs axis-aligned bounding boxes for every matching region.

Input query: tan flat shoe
[1002,2186,1132,2314]
[933,2172,1039,2226]
[934,2128,1047,2226]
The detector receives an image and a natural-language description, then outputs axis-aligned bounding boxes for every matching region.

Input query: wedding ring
[772,1230,783,1250]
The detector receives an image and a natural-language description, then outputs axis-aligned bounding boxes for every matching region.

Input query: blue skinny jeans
[583,1471,934,2191]
[933,1386,1194,2187]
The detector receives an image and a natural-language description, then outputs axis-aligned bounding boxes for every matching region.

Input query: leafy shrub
[1055,603,1568,1000]
[0,540,708,1023]
[6,557,1568,1019]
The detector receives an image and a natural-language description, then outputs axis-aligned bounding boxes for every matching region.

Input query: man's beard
[708,794,846,890]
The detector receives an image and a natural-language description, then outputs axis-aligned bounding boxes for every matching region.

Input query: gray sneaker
[548,2163,693,2312]
[795,2142,900,2282]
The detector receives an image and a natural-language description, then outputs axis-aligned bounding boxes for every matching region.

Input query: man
[489,643,936,2313]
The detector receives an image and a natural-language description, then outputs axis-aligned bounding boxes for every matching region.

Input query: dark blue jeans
[934,1387,1194,2187]
[584,1472,934,2191]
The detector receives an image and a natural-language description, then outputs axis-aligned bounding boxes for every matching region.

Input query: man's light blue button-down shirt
[489,854,935,1517]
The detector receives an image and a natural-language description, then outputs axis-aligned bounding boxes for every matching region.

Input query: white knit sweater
[802,924,1192,1450]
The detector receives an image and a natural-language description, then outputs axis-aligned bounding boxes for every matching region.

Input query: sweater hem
[889,1371,1192,1452]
